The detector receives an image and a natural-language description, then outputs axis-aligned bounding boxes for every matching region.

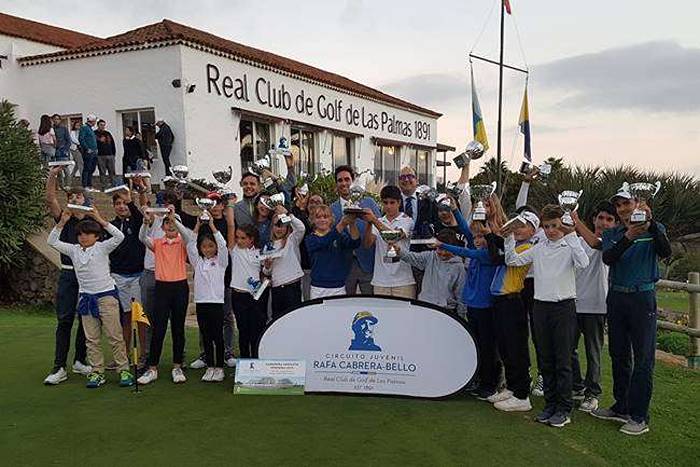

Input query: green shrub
[666,253,700,282]
[0,100,45,268]
[657,331,690,356]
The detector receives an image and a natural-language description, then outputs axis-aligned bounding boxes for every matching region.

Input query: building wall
[179,45,438,185]
[9,46,187,182]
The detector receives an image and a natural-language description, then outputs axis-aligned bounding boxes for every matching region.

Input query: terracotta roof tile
[18,18,440,118]
[0,12,102,49]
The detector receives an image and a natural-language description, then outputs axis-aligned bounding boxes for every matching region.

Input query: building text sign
[205,63,434,143]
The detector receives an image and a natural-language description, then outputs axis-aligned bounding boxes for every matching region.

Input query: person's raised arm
[515,166,538,209]
[89,207,124,253]
[174,218,195,244]
[46,166,63,220]
[504,234,535,266]
[649,219,672,259]
[453,208,475,248]
[139,215,155,251]
[225,197,237,249]
[47,209,74,255]
[571,211,601,249]
[457,159,472,218]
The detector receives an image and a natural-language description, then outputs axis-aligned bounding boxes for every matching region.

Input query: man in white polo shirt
[362,185,416,299]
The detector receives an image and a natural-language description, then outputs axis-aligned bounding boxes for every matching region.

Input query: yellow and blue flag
[470,68,489,151]
[519,84,531,163]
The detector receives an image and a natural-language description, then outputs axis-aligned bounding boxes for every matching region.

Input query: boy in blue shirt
[592,185,671,436]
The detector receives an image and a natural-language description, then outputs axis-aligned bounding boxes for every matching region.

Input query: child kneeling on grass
[397,229,465,311]
[505,205,590,428]
[305,205,361,299]
[48,207,132,388]
[177,217,228,382]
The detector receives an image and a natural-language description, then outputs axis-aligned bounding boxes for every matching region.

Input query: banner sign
[258,297,478,398]
[233,359,305,395]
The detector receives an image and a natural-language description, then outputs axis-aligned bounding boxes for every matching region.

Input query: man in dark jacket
[122,126,144,173]
[51,114,71,161]
[155,119,174,176]
[94,119,117,188]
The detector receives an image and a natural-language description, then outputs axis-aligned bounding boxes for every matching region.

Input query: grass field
[657,289,690,315]
[1,306,699,466]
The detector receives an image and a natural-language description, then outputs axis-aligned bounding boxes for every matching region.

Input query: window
[332,134,352,169]
[374,145,400,184]
[239,118,270,171]
[121,109,156,153]
[413,149,431,185]
[291,127,316,174]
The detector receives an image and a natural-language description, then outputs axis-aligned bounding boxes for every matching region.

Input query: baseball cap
[610,183,632,202]
[519,211,540,230]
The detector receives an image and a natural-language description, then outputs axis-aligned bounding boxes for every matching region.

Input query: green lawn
[657,289,690,315]
[1,306,699,466]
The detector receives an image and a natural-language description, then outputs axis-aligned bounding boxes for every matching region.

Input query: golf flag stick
[130,299,150,393]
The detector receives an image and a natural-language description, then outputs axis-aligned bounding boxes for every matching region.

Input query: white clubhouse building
[0,12,452,186]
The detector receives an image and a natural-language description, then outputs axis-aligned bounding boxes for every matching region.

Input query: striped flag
[503,0,512,14]
[519,85,531,163]
[470,68,489,151]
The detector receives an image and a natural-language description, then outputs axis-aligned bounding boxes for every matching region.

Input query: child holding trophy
[305,205,361,299]
[362,186,416,299]
[137,207,190,385]
[506,205,590,428]
[592,183,671,436]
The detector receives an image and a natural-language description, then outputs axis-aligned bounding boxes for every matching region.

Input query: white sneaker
[201,368,214,382]
[137,368,158,385]
[487,389,513,403]
[531,375,544,397]
[172,367,186,384]
[189,358,206,370]
[494,396,532,412]
[44,368,68,385]
[579,396,599,413]
[225,357,237,368]
[72,361,92,375]
[211,368,225,382]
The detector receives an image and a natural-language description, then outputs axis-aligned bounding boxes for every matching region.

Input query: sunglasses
[399,174,416,181]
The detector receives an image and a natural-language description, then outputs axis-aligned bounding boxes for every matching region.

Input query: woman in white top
[229,223,267,358]
[262,204,306,320]
[177,217,228,382]
[69,120,83,178]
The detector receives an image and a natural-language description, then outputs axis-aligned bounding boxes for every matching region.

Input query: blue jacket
[331,196,380,274]
[54,125,71,156]
[305,228,361,288]
[602,221,672,289]
[440,209,497,309]
[78,124,97,153]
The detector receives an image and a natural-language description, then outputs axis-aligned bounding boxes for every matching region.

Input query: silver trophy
[296,171,316,197]
[251,155,279,192]
[212,165,236,200]
[453,141,485,169]
[471,182,497,221]
[380,230,403,263]
[195,197,216,221]
[265,193,292,224]
[343,179,367,215]
[416,185,438,203]
[446,181,464,198]
[435,193,453,212]
[558,190,583,227]
[628,182,661,223]
[169,164,209,194]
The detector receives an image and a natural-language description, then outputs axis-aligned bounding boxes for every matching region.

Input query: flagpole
[132,326,139,393]
[496,0,505,197]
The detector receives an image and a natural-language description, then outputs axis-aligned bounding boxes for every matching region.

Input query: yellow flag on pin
[131,301,150,326]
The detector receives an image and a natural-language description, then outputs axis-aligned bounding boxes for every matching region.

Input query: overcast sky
[3,0,699,179]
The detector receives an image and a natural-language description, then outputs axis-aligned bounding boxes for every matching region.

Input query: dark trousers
[53,270,87,370]
[607,290,657,423]
[493,294,531,399]
[81,151,97,188]
[271,280,302,321]
[148,280,189,366]
[522,278,539,373]
[468,306,501,393]
[232,289,269,358]
[572,313,605,397]
[533,299,577,414]
[160,145,173,176]
[196,303,224,367]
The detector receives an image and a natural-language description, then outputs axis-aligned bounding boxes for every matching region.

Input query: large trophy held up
[212,166,236,200]
[471,182,497,221]
[558,190,583,227]
[195,197,216,221]
[628,181,661,224]
[343,179,367,215]
[453,141,485,169]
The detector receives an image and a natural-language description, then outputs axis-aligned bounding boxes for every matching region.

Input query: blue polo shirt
[602,222,667,289]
